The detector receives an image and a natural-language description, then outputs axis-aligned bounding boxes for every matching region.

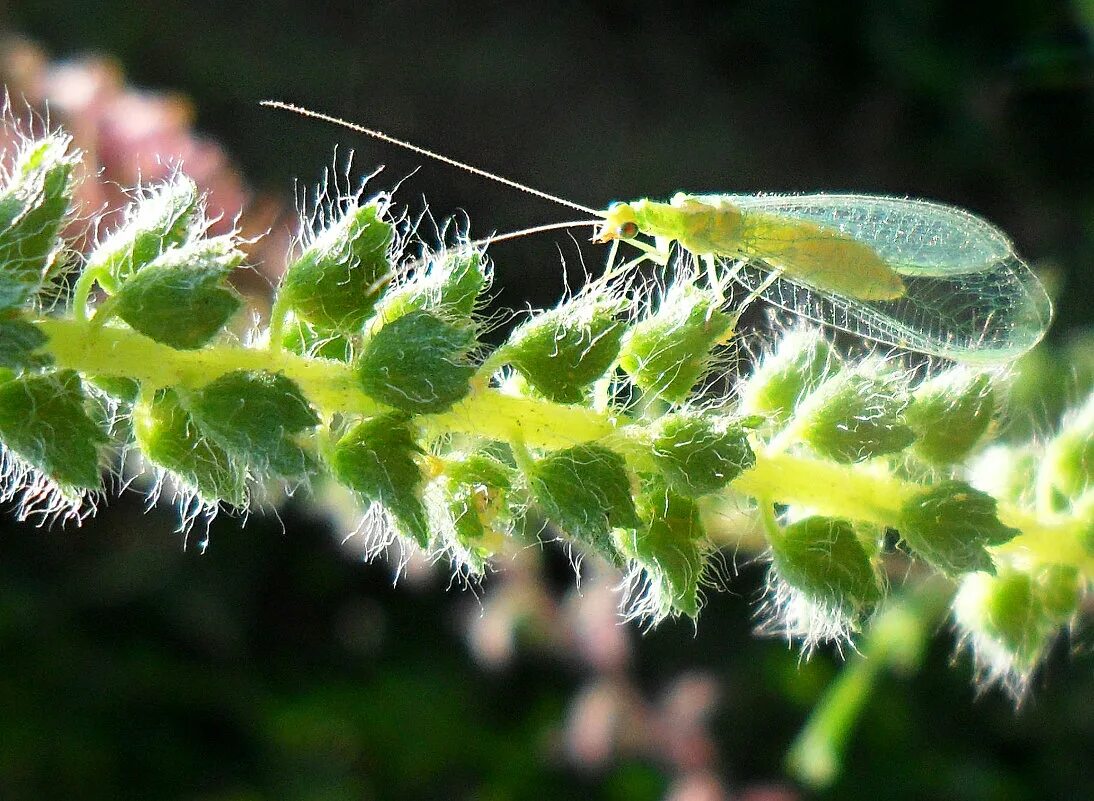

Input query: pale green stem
[758,496,781,543]
[787,649,881,788]
[472,349,509,387]
[508,436,537,478]
[33,316,1091,575]
[787,584,949,788]
[38,317,379,418]
[266,294,291,355]
[70,266,115,322]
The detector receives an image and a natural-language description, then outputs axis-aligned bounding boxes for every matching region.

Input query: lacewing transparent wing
[704,194,1053,363]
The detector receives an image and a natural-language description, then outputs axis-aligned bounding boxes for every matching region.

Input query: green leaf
[619,283,733,403]
[328,414,429,547]
[1039,564,1082,619]
[985,570,1062,668]
[188,371,320,477]
[740,327,833,424]
[900,480,1020,576]
[280,199,394,333]
[968,444,1039,507]
[446,490,490,571]
[88,376,141,403]
[649,411,755,496]
[906,370,995,465]
[357,310,476,414]
[0,317,50,369]
[113,236,244,349]
[503,295,625,402]
[504,297,626,404]
[797,366,915,463]
[0,370,106,491]
[134,388,246,505]
[0,134,79,309]
[530,444,639,562]
[770,516,881,618]
[281,318,353,361]
[86,174,200,281]
[445,451,515,491]
[956,565,1081,671]
[625,488,707,618]
[1042,394,1094,502]
[429,249,489,316]
[440,451,517,571]
[380,248,489,322]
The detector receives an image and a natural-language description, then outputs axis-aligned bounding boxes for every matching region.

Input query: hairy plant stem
[36,316,1090,573]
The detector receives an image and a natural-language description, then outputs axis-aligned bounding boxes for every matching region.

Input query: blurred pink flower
[465,551,562,669]
[562,570,631,672]
[0,36,291,288]
[736,783,801,801]
[664,772,731,801]
[563,678,650,769]
[656,673,722,770]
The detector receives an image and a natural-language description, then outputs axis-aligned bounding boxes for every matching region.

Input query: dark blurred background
[0,2,1092,799]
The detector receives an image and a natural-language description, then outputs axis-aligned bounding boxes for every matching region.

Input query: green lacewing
[264,101,1052,364]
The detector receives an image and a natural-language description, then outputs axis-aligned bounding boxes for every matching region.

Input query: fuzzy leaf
[770,516,881,618]
[188,371,320,477]
[619,283,733,403]
[428,250,489,316]
[446,489,490,571]
[797,367,915,463]
[900,480,1020,576]
[281,318,353,361]
[505,297,626,404]
[626,488,707,618]
[0,134,79,309]
[0,369,106,491]
[280,199,394,333]
[445,451,515,491]
[441,451,516,570]
[986,569,1070,667]
[906,370,995,465]
[88,376,141,403]
[530,444,639,562]
[968,444,1039,507]
[113,236,244,349]
[956,565,1081,672]
[0,317,50,369]
[134,388,246,505]
[86,174,200,280]
[650,411,755,496]
[739,327,833,424]
[357,310,475,414]
[381,249,489,323]
[1043,395,1094,502]
[329,414,429,547]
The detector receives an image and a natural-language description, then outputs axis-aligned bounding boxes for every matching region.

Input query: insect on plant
[0,86,1087,801]
[262,101,1053,364]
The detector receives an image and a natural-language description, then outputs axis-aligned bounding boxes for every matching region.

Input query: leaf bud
[619,283,733,403]
[503,296,626,404]
[900,480,1020,576]
[649,410,755,496]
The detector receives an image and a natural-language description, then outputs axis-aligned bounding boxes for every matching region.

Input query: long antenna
[483,219,602,245]
[261,100,602,218]
[388,220,602,280]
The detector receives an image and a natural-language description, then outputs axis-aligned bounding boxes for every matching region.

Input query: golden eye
[618,221,639,239]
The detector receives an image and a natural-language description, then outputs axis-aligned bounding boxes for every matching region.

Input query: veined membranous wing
[706,193,1052,362]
